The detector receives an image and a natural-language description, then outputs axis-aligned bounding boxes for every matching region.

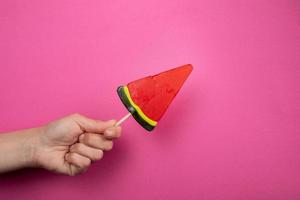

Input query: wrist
[21,127,44,168]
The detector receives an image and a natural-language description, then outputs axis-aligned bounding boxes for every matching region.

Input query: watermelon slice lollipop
[117,64,193,131]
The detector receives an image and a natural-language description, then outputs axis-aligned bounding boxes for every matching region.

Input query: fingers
[65,152,91,170]
[65,145,102,176]
[61,114,122,176]
[79,133,113,151]
[71,113,116,133]
[69,143,103,161]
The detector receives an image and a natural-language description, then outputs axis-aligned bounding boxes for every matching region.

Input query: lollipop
[116,64,193,131]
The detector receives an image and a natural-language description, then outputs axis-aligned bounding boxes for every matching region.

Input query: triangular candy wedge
[117,64,193,131]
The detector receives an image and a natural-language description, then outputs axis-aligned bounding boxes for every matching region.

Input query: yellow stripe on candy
[123,86,157,126]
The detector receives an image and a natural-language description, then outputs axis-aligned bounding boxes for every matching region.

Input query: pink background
[0,0,300,199]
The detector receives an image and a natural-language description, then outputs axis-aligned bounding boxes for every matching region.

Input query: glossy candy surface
[117,64,193,131]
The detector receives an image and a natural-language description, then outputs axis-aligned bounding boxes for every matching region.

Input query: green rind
[117,86,155,131]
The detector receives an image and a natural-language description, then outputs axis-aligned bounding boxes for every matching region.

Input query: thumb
[71,114,116,133]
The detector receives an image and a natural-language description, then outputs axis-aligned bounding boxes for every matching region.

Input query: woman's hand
[0,114,122,176]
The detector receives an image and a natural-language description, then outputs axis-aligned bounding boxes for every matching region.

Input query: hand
[33,114,122,176]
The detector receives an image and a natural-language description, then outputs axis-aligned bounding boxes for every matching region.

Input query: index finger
[73,114,116,133]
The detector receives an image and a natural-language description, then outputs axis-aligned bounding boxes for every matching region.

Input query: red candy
[127,64,193,121]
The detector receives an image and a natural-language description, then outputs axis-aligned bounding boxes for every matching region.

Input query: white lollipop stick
[115,112,132,127]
